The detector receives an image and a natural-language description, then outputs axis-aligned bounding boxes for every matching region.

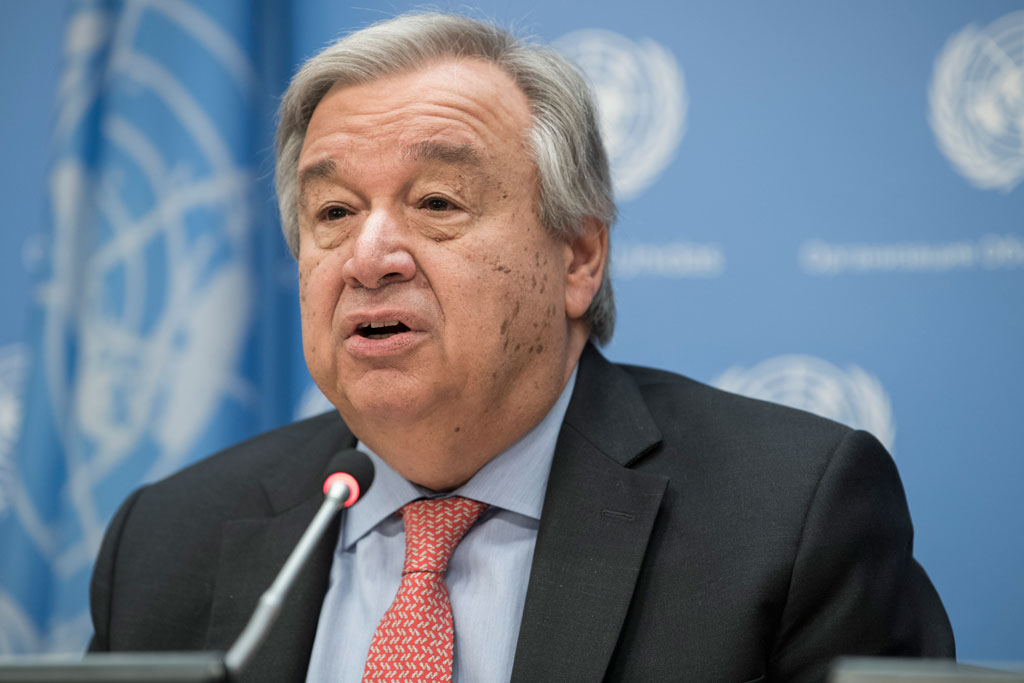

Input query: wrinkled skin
[296,59,607,489]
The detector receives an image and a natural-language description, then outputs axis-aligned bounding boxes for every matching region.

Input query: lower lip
[345,330,425,358]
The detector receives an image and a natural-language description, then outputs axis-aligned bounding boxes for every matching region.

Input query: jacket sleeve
[87,487,146,652]
[769,430,955,680]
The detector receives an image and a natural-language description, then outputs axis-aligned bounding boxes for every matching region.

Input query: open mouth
[356,321,410,340]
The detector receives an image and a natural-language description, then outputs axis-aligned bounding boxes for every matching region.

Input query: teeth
[359,321,401,329]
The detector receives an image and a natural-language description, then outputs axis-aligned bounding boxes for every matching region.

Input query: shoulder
[617,359,855,465]
[571,345,866,485]
[606,356,906,567]
[139,411,351,510]
[105,410,354,539]
[606,357,899,536]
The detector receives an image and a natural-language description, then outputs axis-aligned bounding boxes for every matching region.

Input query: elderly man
[89,12,954,683]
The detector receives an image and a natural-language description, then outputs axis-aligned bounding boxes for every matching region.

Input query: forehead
[299,58,534,173]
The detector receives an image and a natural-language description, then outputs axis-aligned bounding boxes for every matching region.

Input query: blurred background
[1,0,1021,663]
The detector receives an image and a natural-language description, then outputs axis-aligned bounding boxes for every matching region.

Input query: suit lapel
[205,419,356,682]
[511,346,668,682]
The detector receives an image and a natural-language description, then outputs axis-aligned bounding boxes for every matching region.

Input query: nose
[341,208,416,289]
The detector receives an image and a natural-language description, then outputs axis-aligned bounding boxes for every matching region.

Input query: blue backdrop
[1,0,1021,663]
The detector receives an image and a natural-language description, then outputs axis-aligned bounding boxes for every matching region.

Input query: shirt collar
[340,367,578,550]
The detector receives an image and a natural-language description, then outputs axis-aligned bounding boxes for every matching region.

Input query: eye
[422,196,457,212]
[320,205,351,221]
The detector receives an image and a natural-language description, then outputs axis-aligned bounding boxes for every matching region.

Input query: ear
[564,216,608,321]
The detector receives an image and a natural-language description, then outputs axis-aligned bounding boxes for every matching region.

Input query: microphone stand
[224,480,351,677]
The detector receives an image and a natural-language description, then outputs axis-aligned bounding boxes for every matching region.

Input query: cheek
[471,238,563,355]
[298,255,340,337]
[297,265,320,360]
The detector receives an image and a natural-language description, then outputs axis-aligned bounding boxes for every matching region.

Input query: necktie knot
[399,497,488,575]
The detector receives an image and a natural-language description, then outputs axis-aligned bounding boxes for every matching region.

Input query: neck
[353,326,589,490]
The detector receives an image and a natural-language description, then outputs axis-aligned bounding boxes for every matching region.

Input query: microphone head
[322,449,375,507]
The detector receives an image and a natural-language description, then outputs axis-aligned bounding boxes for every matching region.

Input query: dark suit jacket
[89,345,954,681]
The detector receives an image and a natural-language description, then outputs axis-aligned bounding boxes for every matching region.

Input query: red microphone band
[323,472,361,507]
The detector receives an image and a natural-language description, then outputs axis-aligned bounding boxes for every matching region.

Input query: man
[89,12,954,682]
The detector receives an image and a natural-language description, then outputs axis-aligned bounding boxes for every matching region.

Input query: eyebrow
[298,158,337,199]
[402,141,482,166]
[296,141,487,203]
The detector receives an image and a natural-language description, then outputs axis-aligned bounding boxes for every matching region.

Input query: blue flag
[0,0,314,653]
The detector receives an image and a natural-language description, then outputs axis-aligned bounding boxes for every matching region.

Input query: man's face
[295,59,599,481]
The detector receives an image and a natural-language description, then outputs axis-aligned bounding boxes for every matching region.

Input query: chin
[336,374,452,427]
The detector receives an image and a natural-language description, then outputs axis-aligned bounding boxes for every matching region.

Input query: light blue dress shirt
[305,369,577,683]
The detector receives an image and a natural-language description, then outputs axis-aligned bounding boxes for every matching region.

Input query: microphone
[322,448,375,508]
[224,449,374,677]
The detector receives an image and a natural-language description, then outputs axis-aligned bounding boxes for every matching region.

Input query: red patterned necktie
[362,496,488,682]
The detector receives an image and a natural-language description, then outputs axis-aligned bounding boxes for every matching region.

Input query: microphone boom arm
[224,480,350,676]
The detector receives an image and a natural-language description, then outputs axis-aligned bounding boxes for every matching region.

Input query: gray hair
[275,12,617,344]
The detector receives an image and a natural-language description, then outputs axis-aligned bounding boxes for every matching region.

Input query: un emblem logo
[929,11,1024,191]
[555,29,687,201]
[714,355,896,450]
